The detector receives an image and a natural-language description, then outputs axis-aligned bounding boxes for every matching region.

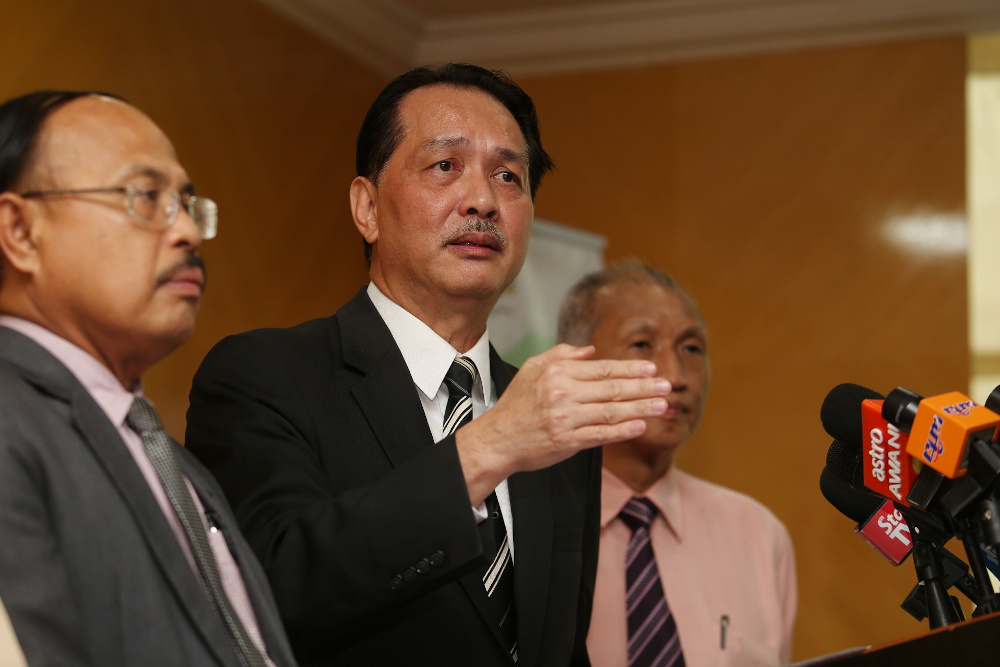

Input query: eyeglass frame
[19,184,218,240]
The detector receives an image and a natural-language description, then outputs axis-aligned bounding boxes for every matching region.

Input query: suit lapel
[0,328,238,667]
[338,290,437,466]
[491,347,554,665]
[338,295,525,658]
[183,456,297,667]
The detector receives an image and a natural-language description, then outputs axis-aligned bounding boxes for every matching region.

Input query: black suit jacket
[185,289,601,666]
[0,326,297,667]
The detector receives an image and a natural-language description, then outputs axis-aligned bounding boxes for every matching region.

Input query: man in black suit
[0,91,296,666]
[185,64,671,666]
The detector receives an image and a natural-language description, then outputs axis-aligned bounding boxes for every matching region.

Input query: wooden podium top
[800,610,1000,666]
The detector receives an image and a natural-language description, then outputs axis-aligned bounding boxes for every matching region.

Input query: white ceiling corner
[255,0,1000,78]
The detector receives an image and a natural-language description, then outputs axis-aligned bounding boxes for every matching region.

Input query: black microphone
[820,462,881,523]
[820,383,975,627]
[821,383,885,447]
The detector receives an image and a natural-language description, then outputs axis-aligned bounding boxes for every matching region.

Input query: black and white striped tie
[443,357,518,663]
[127,396,269,667]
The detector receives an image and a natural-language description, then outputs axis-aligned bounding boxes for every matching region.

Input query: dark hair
[0,90,126,194]
[0,90,123,286]
[0,90,124,287]
[355,64,554,266]
[557,260,705,346]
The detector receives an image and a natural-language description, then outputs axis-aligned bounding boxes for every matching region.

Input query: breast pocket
[721,633,780,667]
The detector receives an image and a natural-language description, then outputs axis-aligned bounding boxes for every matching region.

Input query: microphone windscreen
[821,383,885,448]
[825,439,862,487]
[820,465,882,524]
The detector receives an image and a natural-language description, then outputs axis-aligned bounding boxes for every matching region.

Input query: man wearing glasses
[0,91,296,667]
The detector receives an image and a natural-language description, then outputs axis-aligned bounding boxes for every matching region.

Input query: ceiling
[254,0,1000,77]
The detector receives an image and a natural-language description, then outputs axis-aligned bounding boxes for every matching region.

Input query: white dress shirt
[367,282,515,558]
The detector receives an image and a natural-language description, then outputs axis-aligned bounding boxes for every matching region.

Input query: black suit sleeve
[572,447,602,667]
[185,331,486,658]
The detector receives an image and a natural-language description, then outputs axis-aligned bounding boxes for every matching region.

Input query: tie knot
[619,497,657,532]
[445,356,478,400]
[126,395,163,435]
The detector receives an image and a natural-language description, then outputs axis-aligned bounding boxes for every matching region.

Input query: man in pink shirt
[558,263,797,667]
[0,91,296,666]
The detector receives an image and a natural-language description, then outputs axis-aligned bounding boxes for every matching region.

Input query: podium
[802,611,1000,665]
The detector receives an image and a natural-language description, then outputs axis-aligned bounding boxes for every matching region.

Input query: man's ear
[350,176,379,245]
[0,193,40,275]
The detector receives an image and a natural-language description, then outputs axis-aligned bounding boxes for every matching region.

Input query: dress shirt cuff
[471,502,488,523]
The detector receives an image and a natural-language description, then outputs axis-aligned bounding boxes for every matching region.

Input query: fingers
[567,375,671,404]
[456,345,673,493]
[572,419,650,450]
[534,355,660,383]
[522,343,595,366]
[533,395,667,443]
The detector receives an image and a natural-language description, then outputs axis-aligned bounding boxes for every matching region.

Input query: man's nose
[658,352,687,391]
[459,172,498,219]
[168,204,202,250]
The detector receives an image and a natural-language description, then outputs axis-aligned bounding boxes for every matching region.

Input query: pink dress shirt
[587,466,797,667]
[0,316,275,665]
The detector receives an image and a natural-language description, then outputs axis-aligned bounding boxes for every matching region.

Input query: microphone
[821,447,949,551]
[860,399,919,507]
[821,443,970,627]
[821,383,886,490]
[820,463,883,524]
[821,383,885,448]
[883,388,1000,479]
[856,497,913,565]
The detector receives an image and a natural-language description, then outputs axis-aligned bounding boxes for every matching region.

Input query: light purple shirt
[587,466,798,667]
[0,316,275,665]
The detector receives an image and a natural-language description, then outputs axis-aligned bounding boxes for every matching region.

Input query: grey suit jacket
[0,326,297,667]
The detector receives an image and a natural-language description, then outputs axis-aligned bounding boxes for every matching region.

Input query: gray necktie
[443,357,518,663]
[127,396,268,667]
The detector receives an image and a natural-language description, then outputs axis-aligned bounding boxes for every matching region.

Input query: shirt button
[402,567,418,583]
[388,575,405,591]
[429,550,445,567]
[415,558,431,575]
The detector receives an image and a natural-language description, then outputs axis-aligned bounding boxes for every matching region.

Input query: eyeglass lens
[125,187,217,240]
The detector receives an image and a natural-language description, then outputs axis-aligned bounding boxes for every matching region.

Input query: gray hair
[556,260,703,346]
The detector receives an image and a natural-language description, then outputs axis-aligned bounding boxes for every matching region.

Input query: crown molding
[255,0,1000,78]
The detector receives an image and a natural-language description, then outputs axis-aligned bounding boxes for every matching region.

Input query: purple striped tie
[620,497,685,667]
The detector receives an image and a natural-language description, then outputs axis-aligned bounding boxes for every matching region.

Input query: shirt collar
[0,315,139,428]
[366,282,493,405]
[601,465,684,541]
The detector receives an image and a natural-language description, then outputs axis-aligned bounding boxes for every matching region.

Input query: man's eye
[631,340,651,350]
[682,344,704,355]
[436,161,453,172]
[499,171,517,183]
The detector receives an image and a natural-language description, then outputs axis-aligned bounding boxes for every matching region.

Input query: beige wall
[521,39,967,660]
[1,0,384,432]
[2,2,970,662]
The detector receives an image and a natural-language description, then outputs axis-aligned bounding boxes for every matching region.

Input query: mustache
[155,253,207,289]
[458,217,507,249]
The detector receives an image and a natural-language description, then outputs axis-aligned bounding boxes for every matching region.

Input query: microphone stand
[910,539,963,628]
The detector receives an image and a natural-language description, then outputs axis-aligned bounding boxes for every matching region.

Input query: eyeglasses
[20,185,218,240]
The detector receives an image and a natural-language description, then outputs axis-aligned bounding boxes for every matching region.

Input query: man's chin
[443,272,512,302]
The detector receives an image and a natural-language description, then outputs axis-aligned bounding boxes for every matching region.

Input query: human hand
[456,344,670,505]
